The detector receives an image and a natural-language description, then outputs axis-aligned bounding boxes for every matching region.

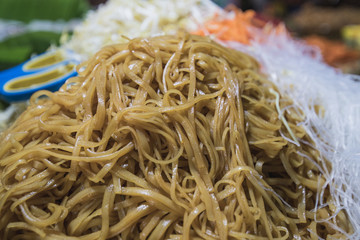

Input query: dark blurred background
[215,0,360,37]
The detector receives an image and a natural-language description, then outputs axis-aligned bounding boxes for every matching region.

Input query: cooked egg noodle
[0,33,351,239]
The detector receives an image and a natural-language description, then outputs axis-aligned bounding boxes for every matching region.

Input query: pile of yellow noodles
[0,33,352,239]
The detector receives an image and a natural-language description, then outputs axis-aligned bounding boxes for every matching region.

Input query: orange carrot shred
[193,8,286,44]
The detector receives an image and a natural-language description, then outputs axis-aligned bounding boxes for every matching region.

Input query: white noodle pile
[226,29,360,238]
[63,0,221,60]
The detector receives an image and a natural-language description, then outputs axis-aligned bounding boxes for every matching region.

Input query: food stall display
[0,1,360,239]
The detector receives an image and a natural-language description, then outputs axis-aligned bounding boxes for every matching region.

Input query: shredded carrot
[193,9,256,44]
[193,7,285,44]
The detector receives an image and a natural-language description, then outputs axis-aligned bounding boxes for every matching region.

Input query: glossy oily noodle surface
[0,33,351,239]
